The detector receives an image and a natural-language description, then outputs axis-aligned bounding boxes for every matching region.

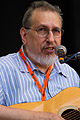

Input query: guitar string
[69,113,80,120]
[62,109,79,117]
[70,111,80,120]
[63,113,80,120]
[62,110,80,119]
[62,109,80,120]
[64,113,80,120]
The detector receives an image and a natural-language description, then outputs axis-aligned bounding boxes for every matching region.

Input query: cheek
[34,40,42,52]
[27,31,44,52]
[56,38,61,46]
[28,37,42,53]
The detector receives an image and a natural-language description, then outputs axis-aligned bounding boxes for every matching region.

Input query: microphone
[55,45,67,63]
[75,52,80,60]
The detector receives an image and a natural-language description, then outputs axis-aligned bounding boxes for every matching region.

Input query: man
[0,1,80,120]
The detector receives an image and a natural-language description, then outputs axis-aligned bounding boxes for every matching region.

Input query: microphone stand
[64,52,80,63]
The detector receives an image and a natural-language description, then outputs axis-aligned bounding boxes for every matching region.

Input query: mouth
[43,46,55,54]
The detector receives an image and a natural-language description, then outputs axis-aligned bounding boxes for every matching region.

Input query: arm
[0,105,64,120]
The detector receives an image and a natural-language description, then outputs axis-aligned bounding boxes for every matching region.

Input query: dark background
[1,0,80,76]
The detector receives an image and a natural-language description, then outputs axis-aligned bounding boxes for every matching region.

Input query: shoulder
[55,60,79,78]
[0,53,18,70]
[62,62,78,74]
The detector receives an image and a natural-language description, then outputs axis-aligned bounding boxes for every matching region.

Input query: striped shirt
[0,46,80,106]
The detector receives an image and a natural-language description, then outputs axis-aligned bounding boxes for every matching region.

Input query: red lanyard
[19,49,52,101]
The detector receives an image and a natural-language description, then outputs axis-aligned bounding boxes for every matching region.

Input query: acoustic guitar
[9,87,80,120]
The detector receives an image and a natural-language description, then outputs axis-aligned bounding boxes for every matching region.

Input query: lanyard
[19,49,52,101]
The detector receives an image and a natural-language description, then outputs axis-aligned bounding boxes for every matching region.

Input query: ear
[20,27,27,45]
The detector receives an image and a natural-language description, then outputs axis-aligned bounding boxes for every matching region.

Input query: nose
[46,30,55,43]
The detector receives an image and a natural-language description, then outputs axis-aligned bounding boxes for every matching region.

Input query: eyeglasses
[25,26,64,39]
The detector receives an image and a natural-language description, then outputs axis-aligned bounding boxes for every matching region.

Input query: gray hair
[22,1,63,28]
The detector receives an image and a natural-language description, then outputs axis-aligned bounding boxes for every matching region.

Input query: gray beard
[26,47,58,66]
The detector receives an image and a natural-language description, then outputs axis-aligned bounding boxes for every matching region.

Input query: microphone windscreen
[55,45,67,57]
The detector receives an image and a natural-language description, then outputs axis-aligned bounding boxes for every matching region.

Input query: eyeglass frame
[25,25,64,39]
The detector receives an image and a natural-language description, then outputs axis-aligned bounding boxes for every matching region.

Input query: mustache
[41,43,57,50]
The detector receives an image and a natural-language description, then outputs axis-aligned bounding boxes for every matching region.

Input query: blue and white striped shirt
[0,46,80,106]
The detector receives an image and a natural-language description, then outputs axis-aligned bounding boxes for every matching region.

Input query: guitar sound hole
[61,109,80,120]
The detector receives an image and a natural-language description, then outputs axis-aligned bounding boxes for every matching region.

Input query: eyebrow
[37,24,61,30]
[37,24,48,28]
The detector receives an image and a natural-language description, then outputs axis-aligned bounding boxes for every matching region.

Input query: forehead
[31,9,61,28]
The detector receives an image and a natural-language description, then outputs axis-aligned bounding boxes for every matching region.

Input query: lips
[43,46,55,54]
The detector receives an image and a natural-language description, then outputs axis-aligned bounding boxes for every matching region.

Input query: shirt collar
[18,45,38,73]
[54,60,68,78]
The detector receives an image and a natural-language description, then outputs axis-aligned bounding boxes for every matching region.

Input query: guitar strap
[19,49,52,101]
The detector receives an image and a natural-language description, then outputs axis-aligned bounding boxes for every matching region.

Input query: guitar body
[9,87,80,119]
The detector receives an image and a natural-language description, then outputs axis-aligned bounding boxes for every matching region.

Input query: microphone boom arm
[64,52,80,62]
